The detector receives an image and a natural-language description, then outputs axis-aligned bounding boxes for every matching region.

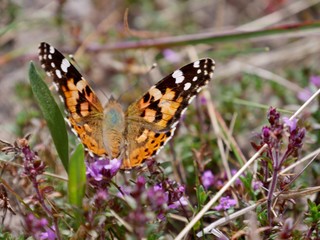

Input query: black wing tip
[199,58,216,66]
[39,42,49,47]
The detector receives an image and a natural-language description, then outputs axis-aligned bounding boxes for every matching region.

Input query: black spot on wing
[143,92,151,103]
[151,149,157,156]
[140,111,146,118]
[154,111,163,122]
[85,85,92,96]
[165,131,171,137]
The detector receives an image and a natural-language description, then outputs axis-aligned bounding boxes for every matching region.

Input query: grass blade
[28,62,69,171]
[68,144,86,225]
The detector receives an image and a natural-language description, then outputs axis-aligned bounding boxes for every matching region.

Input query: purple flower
[147,180,187,211]
[163,49,182,63]
[310,75,320,87]
[254,107,307,223]
[25,214,56,240]
[288,127,305,150]
[214,196,237,211]
[94,189,108,207]
[136,176,146,186]
[201,170,215,189]
[166,182,187,209]
[262,126,271,143]
[200,95,207,105]
[39,226,56,240]
[252,181,263,191]
[168,196,188,209]
[215,180,224,189]
[117,185,131,198]
[259,107,305,154]
[231,169,242,187]
[86,158,121,186]
[282,117,297,132]
[127,208,149,238]
[298,88,312,101]
[20,142,46,178]
[130,176,147,199]
[267,107,280,126]
[26,214,48,228]
[147,184,168,209]
[105,158,122,175]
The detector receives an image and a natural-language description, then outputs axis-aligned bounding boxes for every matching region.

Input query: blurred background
[1,0,320,157]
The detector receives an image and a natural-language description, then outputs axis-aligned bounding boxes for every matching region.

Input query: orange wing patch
[67,117,106,156]
[122,130,174,169]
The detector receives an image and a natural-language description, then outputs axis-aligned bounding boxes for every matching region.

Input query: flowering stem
[267,164,278,226]
[31,178,62,240]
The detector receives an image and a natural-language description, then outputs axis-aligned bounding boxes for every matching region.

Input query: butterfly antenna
[68,54,110,101]
[117,62,157,102]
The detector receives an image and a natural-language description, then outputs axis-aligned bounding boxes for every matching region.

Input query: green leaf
[196,185,208,206]
[28,62,69,171]
[68,144,86,225]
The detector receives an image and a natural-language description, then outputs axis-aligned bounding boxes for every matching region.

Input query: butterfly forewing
[123,59,215,169]
[38,42,107,156]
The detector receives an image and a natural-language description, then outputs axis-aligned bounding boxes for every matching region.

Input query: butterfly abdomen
[103,100,125,158]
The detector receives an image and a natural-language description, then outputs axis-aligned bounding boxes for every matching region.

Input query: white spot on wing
[181,108,187,116]
[49,46,55,54]
[61,58,71,73]
[193,76,198,81]
[188,96,195,104]
[184,82,191,90]
[55,69,62,79]
[71,128,79,137]
[88,151,94,157]
[48,54,52,60]
[197,69,201,74]
[196,87,203,93]
[149,87,162,100]
[51,62,55,68]
[172,69,183,78]
[172,70,185,84]
[193,60,200,68]
[64,117,72,127]
[52,82,59,91]
[59,95,65,103]
[171,121,179,128]
[175,75,185,84]
[43,54,47,60]
[163,129,175,146]
[156,145,164,155]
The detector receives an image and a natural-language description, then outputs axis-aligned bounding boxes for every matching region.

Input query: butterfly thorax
[103,99,125,159]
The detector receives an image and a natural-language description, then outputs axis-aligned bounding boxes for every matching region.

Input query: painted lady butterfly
[38,42,215,169]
